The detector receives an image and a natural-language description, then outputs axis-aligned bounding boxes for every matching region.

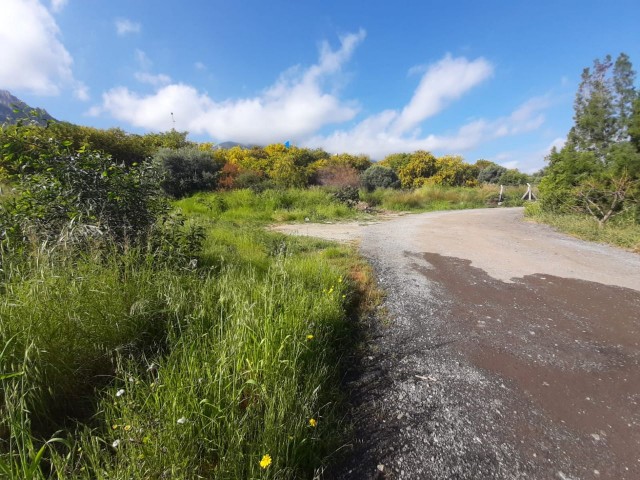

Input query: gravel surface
[274,208,640,480]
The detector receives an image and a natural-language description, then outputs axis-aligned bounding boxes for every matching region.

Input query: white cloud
[392,55,493,134]
[50,0,68,12]
[73,81,89,101]
[0,0,74,95]
[194,61,206,71]
[134,72,172,86]
[93,30,366,143]
[115,18,141,36]
[307,93,550,159]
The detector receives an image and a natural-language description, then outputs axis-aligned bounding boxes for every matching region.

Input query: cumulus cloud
[115,18,141,36]
[50,0,68,12]
[0,0,74,95]
[392,55,493,134]
[134,72,172,87]
[93,30,366,143]
[307,93,551,159]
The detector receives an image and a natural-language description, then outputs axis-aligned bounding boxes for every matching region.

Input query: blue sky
[1,0,639,171]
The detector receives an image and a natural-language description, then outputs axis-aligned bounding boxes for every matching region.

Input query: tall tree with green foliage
[539,53,639,225]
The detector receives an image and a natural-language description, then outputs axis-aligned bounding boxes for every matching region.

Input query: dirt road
[274,208,640,479]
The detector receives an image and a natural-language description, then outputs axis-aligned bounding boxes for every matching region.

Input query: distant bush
[331,186,360,207]
[478,164,507,183]
[314,164,361,188]
[154,146,221,198]
[498,169,530,185]
[361,165,400,191]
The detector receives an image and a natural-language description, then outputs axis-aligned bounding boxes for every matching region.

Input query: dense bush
[0,132,167,249]
[154,146,222,198]
[361,165,400,191]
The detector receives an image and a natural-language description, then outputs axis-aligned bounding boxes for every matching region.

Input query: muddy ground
[273,208,640,480]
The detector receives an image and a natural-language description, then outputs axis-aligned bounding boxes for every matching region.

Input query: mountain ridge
[0,90,56,125]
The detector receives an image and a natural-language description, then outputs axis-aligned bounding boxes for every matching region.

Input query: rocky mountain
[0,90,56,125]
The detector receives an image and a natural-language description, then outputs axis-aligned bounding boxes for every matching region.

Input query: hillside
[0,89,56,125]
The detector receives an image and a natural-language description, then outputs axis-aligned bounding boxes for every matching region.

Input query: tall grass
[176,188,359,224]
[361,184,530,211]
[524,202,640,252]
[0,201,365,477]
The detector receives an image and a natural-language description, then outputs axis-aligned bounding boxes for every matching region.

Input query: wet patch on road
[417,252,640,480]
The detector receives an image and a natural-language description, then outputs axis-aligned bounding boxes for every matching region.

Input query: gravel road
[274,208,640,480]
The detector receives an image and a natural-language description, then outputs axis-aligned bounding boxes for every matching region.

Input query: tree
[540,53,640,225]
[477,163,507,184]
[613,53,637,139]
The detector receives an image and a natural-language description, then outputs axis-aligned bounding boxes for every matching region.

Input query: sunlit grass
[0,195,368,478]
[360,184,529,211]
[524,203,640,251]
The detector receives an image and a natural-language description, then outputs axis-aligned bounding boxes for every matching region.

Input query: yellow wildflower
[309,418,317,427]
[306,334,314,341]
[123,425,132,431]
[259,454,272,469]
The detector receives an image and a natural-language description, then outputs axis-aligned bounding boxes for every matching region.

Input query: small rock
[591,433,601,441]
[594,470,600,476]
[376,464,385,472]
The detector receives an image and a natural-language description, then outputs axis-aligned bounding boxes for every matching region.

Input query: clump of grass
[524,203,640,251]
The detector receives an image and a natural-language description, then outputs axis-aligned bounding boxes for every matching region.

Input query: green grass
[0,194,370,478]
[175,188,360,225]
[524,202,640,251]
[360,184,530,211]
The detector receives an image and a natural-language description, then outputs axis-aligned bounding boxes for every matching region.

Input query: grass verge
[0,192,377,478]
[524,203,640,252]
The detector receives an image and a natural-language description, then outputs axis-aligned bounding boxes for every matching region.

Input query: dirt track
[274,208,640,479]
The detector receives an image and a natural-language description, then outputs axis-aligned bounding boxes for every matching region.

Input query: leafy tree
[361,165,400,191]
[498,169,530,186]
[539,53,640,224]
[613,53,637,138]
[153,146,221,198]
[477,163,507,184]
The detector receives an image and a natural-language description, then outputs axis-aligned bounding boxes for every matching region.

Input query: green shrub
[0,144,166,250]
[154,146,221,198]
[361,165,400,191]
[478,164,507,183]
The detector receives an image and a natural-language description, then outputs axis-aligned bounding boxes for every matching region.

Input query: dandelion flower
[112,439,121,448]
[259,454,272,469]
[123,425,132,431]
[111,424,119,430]
[177,417,187,425]
[306,334,314,341]
[309,418,317,427]
[116,389,125,397]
